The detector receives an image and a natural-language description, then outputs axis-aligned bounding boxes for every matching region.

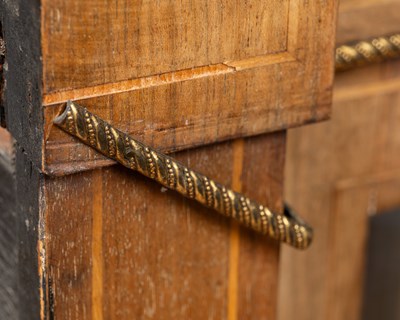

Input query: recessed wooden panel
[329,173,400,320]
[278,59,400,320]
[41,0,337,175]
[42,0,290,91]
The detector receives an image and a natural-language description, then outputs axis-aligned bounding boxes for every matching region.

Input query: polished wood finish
[42,0,289,91]
[39,0,336,174]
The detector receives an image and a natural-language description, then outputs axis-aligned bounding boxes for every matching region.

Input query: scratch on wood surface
[42,51,293,106]
[42,64,234,106]
[144,276,157,318]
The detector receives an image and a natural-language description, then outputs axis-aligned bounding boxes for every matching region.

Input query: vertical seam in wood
[91,170,104,320]
[227,139,244,320]
[39,178,46,320]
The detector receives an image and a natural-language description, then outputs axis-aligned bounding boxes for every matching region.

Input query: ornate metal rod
[335,33,400,71]
[54,101,313,249]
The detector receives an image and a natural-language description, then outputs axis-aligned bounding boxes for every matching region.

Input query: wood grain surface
[278,1,400,318]
[45,132,284,320]
[278,59,400,320]
[0,1,339,318]
[40,0,337,175]
[41,0,289,91]
[337,0,400,44]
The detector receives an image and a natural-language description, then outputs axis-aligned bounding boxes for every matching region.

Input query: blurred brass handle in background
[54,101,313,250]
[335,33,400,71]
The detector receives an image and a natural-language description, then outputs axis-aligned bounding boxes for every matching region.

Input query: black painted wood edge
[15,146,44,320]
[0,0,43,169]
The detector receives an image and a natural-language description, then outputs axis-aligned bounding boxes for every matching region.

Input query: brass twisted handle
[54,101,313,249]
[335,33,400,71]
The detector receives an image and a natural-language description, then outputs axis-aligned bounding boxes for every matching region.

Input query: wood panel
[237,135,283,319]
[40,0,337,175]
[0,1,339,319]
[329,172,400,320]
[337,0,400,44]
[279,2,400,317]
[278,58,400,320]
[41,0,290,91]
[43,58,333,175]
[45,132,285,320]
[1,1,337,174]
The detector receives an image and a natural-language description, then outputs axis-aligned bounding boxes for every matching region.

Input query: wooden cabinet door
[278,2,400,320]
[0,1,337,319]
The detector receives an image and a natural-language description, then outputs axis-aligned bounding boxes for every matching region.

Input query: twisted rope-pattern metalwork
[54,101,313,249]
[336,33,400,71]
